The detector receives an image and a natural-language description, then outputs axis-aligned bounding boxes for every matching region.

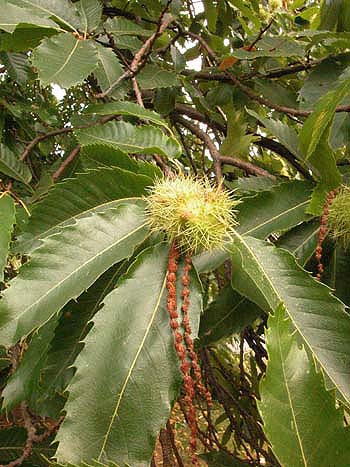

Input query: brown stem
[219,156,276,179]
[255,136,312,179]
[248,18,274,51]
[132,77,144,107]
[174,123,198,175]
[184,34,350,117]
[172,116,221,182]
[159,428,176,466]
[173,104,226,133]
[173,104,311,178]
[173,115,275,180]
[96,2,174,98]
[181,59,320,81]
[0,403,36,467]
[52,145,81,181]
[20,116,115,161]
[166,421,185,467]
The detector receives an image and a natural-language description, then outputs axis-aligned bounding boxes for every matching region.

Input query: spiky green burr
[328,186,350,249]
[145,177,239,253]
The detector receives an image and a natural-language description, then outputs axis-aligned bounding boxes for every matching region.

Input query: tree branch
[172,104,312,178]
[173,115,275,180]
[184,34,350,116]
[166,421,185,467]
[173,115,223,181]
[182,59,320,82]
[20,116,115,161]
[255,136,312,179]
[52,145,81,181]
[248,18,274,51]
[96,2,174,98]
[174,104,226,133]
[159,428,176,467]
[219,156,276,179]
[102,7,158,24]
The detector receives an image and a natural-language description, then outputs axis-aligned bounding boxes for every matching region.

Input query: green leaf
[80,145,161,179]
[10,0,80,32]
[259,304,350,467]
[194,181,313,273]
[227,0,261,29]
[55,243,202,467]
[227,175,278,193]
[2,315,58,410]
[137,64,179,90]
[104,16,151,36]
[79,146,134,171]
[114,35,142,52]
[220,111,257,158]
[254,80,298,109]
[16,166,151,253]
[298,58,350,111]
[84,101,172,132]
[246,109,303,160]
[324,244,350,305]
[231,36,304,59]
[306,137,342,215]
[75,121,181,158]
[0,144,32,184]
[0,27,57,52]
[31,33,98,88]
[237,180,313,239]
[203,0,218,32]
[0,0,59,33]
[276,220,319,266]
[0,195,15,282]
[0,52,32,83]
[193,248,229,274]
[0,200,149,347]
[93,44,124,95]
[319,0,350,32]
[229,233,350,403]
[170,45,185,73]
[76,0,102,34]
[36,262,128,407]
[299,77,350,160]
[0,427,54,466]
[199,287,261,346]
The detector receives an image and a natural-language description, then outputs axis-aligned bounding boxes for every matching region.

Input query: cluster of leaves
[1,0,350,466]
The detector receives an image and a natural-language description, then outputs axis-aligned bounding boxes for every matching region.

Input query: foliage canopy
[0,0,350,466]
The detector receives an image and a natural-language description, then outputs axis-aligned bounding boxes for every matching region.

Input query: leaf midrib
[241,199,309,236]
[97,273,168,460]
[292,226,319,262]
[276,314,308,466]
[49,36,80,82]
[0,151,31,184]
[79,2,88,35]
[211,297,246,332]
[97,48,113,87]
